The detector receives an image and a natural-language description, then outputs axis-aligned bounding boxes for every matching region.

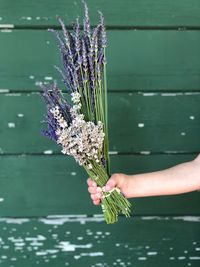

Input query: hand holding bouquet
[40,0,132,224]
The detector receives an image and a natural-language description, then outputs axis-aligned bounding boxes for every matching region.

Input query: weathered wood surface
[0,0,200,266]
[0,92,200,154]
[0,216,199,267]
[1,30,200,91]
[1,0,200,27]
[0,154,199,216]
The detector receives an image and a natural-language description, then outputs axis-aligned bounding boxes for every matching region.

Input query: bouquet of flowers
[40,0,132,224]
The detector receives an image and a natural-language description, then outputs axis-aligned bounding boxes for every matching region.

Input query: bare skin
[87,154,200,205]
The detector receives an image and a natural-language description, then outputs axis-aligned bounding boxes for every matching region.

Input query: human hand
[87,173,130,205]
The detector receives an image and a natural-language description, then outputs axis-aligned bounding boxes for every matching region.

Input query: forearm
[126,156,200,198]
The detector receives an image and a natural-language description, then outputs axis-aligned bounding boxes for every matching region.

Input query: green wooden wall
[0,1,200,266]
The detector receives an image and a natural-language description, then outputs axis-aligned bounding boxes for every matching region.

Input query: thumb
[104,174,121,192]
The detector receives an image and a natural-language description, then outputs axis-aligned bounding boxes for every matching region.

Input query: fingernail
[105,185,110,191]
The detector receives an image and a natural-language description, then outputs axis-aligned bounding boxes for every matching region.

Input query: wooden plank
[0,154,200,216]
[1,0,200,27]
[0,215,199,266]
[1,92,200,154]
[1,30,200,91]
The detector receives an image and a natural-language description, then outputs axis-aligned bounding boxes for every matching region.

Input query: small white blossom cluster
[50,102,105,168]
[70,92,82,112]
[71,91,81,104]
[50,106,68,129]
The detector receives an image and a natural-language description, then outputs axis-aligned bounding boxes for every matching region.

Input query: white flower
[50,105,105,166]
[71,91,81,104]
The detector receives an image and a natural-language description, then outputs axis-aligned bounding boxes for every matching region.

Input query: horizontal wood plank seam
[0,152,199,156]
[2,25,200,31]
[0,214,199,219]
[2,90,200,94]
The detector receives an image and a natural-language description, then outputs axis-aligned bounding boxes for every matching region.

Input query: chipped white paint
[109,151,118,155]
[5,93,21,96]
[138,123,144,128]
[35,81,43,86]
[25,235,46,241]
[44,76,53,80]
[161,93,178,96]
[55,241,92,252]
[173,216,200,222]
[0,218,30,224]
[147,252,158,256]
[71,172,77,176]
[39,215,105,225]
[181,132,186,136]
[74,252,104,259]
[29,75,35,79]
[140,151,151,155]
[189,256,200,260]
[143,216,200,222]
[190,116,195,120]
[178,256,186,260]
[0,24,14,28]
[138,257,147,260]
[1,29,12,32]
[0,89,9,93]
[142,93,157,96]
[36,249,59,256]
[43,150,53,155]
[17,113,24,117]
[21,16,32,20]
[0,198,4,202]
[8,122,15,128]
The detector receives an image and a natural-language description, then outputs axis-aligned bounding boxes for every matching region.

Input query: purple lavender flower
[41,0,108,138]
[40,81,72,141]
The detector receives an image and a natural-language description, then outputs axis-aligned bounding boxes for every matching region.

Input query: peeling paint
[140,151,151,155]
[1,29,12,32]
[5,93,21,96]
[56,241,92,252]
[138,123,144,128]
[0,24,14,28]
[44,76,53,80]
[142,93,157,96]
[0,218,30,224]
[43,150,53,155]
[8,122,15,128]
[0,89,9,93]
[74,252,104,259]
[109,151,118,155]
[39,215,105,225]
[17,113,24,118]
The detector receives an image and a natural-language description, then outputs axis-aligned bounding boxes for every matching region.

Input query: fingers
[93,199,101,205]
[91,192,103,200]
[87,177,102,206]
[87,178,97,187]
[104,178,116,191]
[88,186,102,194]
